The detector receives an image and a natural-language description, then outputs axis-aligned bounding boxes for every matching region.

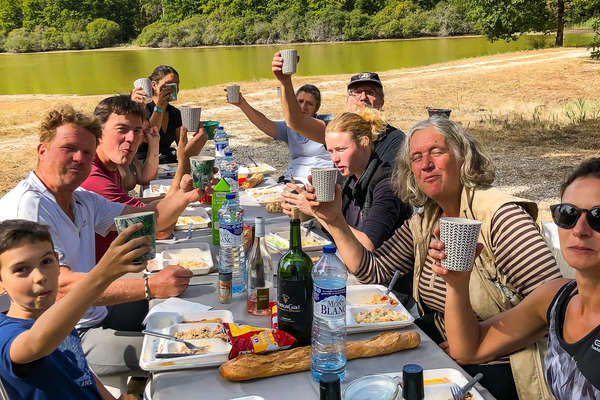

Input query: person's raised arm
[9,225,149,364]
[136,125,160,185]
[229,92,278,139]
[429,226,569,364]
[148,83,171,131]
[271,51,326,144]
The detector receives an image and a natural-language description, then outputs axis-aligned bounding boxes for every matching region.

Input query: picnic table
[142,175,495,400]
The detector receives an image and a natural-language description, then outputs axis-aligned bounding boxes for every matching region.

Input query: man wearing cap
[271,52,405,163]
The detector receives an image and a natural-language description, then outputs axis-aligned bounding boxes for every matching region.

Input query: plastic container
[219,193,246,295]
[221,151,239,193]
[311,244,347,381]
[214,126,229,174]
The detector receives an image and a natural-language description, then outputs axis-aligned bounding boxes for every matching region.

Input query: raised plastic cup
[180,106,202,133]
[190,156,215,190]
[311,167,338,203]
[281,49,298,75]
[114,211,156,264]
[133,78,153,100]
[226,85,240,103]
[439,217,482,271]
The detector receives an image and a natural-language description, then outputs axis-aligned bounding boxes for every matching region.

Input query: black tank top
[544,280,600,399]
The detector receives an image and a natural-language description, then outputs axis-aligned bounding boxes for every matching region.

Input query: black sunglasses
[550,203,600,233]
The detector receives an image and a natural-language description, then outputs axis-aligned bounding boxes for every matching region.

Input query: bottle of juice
[211,177,230,245]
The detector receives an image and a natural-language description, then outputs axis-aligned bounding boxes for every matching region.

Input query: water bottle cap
[319,373,340,399]
[225,193,236,199]
[402,364,424,400]
[322,244,337,254]
[217,126,224,130]
[225,151,233,156]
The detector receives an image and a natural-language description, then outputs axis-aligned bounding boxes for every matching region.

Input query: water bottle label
[313,285,346,319]
[215,142,228,151]
[223,172,239,191]
[219,222,243,247]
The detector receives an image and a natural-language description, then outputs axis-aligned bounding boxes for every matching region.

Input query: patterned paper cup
[190,156,215,189]
[311,167,339,202]
[439,217,482,271]
[114,211,156,264]
[180,106,202,133]
[281,49,298,75]
[226,85,240,103]
[133,78,152,99]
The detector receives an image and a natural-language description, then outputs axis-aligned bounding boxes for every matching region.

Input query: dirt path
[1,47,598,222]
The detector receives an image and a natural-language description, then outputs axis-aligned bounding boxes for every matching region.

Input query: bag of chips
[223,322,297,359]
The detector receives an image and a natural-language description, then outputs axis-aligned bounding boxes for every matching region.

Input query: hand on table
[148,265,192,298]
[428,225,482,288]
[131,87,147,104]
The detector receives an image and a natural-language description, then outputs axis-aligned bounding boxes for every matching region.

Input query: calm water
[0,33,592,95]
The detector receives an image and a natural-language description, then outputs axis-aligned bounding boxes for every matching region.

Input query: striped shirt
[355,203,562,362]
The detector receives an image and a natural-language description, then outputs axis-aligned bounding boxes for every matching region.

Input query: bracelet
[154,105,164,113]
[144,276,152,300]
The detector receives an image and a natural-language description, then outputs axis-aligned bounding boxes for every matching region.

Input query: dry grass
[1,47,599,222]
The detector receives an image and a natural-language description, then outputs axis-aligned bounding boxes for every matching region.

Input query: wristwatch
[154,105,164,113]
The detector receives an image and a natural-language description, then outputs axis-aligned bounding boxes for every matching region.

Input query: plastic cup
[226,85,240,103]
[276,86,281,98]
[202,120,219,140]
[190,156,215,190]
[439,217,482,271]
[427,107,452,119]
[281,49,298,75]
[311,167,338,202]
[134,78,153,99]
[180,106,202,133]
[114,211,156,264]
[165,83,177,101]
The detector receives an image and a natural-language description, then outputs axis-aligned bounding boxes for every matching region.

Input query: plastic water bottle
[214,126,229,174]
[218,193,246,295]
[220,151,239,193]
[311,244,347,381]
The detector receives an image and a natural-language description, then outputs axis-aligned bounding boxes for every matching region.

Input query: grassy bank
[1,47,599,221]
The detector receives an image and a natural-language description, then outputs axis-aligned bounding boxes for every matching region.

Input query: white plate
[157,163,177,178]
[245,184,286,204]
[382,368,484,400]
[266,228,331,252]
[346,285,414,334]
[140,311,233,372]
[175,207,211,230]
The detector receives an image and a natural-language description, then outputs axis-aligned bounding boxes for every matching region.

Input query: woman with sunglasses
[302,117,561,400]
[432,157,600,399]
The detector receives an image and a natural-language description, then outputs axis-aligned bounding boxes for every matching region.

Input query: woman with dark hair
[433,157,600,400]
[300,117,562,400]
[229,84,332,180]
[133,65,182,164]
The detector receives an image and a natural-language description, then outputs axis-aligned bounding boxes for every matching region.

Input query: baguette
[241,173,264,190]
[218,331,420,381]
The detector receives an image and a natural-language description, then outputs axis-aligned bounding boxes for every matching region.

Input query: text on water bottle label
[313,286,346,319]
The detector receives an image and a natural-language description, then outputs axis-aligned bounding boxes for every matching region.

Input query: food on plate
[245,164,275,174]
[354,307,408,323]
[219,331,420,381]
[177,216,209,225]
[424,378,450,385]
[173,343,209,355]
[365,294,399,306]
[302,235,329,247]
[265,201,283,214]
[175,325,228,341]
[266,232,329,249]
[150,185,169,194]
[182,318,223,324]
[176,260,209,270]
[241,173,264,190]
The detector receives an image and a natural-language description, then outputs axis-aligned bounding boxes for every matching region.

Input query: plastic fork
[142,330,207,352]
[450,372,483,400]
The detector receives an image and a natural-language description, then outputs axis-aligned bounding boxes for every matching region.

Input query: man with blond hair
[0,104,204,377]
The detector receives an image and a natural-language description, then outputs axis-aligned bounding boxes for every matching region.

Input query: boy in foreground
[0,219,149,399]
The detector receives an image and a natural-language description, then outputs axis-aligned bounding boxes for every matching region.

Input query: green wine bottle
[277,208,314,346]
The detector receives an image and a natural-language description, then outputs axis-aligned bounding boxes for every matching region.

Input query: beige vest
[409,186,554,400]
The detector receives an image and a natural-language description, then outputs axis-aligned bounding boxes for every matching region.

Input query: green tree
[0,0,23,32]
[86,18,120,48]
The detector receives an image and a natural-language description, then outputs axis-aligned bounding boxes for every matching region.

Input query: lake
[0,33,593,95]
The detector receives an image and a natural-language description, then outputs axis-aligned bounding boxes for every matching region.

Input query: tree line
[0,0,598,53]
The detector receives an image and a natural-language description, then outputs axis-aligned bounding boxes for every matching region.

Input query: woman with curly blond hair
[298,117,562,400]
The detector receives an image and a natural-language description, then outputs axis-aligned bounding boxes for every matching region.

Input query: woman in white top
[230,84,332,181]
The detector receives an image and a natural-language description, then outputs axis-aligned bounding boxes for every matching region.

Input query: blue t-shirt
[0,314,101,400]
[275,120,333,179]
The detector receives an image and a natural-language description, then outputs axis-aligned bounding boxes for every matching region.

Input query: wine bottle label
[313,285,346,319]
[256,288,269,310]
[219,222,243,247]
[277,279,309,326]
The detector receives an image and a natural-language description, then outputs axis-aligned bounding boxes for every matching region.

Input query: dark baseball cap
[348,72,382,90]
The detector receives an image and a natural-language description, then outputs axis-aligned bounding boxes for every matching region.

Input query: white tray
[346,284,414,334]
[245,184,285,204]
[140,310,234,372]
[147,245,213,275]
[266,227,331,252]
[175,207,211,230]
[157,163,177,178]
[382,368,484,400]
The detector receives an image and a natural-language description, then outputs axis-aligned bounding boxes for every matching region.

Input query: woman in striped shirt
[299,117,562,400]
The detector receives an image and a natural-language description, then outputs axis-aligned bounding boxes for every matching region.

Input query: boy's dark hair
[94,95,146,126]
[561,158,600,197]
[296,84,321,112]
[0,220,54,260]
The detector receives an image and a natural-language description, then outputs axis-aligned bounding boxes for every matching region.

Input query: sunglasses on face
[550,203,600,233]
